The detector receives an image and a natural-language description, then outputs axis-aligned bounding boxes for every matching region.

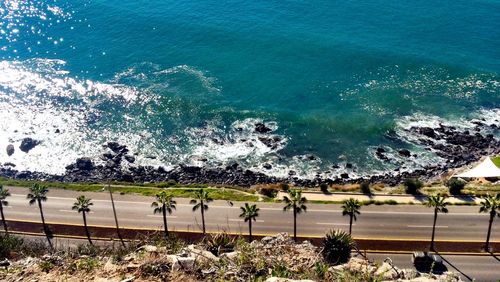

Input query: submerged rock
[255,122,272,133]
[6,144,14,156]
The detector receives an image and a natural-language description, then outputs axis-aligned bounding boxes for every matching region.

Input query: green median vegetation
[0,177,259,202]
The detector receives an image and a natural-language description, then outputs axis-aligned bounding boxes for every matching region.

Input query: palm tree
[239,203,259,242]
[341,198,361,235]
[425,195,448,251]
[0,185,10,235]
[190,189,213,234]
[72,195,94,245]
[151,191,176,238]
[283,189,307,242]
[27,183,52,249]
[479,193,500,252]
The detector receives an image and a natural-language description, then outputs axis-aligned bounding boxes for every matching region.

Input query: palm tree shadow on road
[488,251,500,262]
[435,252,473,282]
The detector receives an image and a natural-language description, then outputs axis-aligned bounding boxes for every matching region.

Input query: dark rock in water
[331,164,340,169]
[263,163,272,169]
[120,173,134,182]
[258,136,282,149]
[102,153,114,160]
[376,147,386,153]
[307,154,317,161]
[75,157,94,171]
[345,163,353,169]
[376,151,389,161]
[55,129,61,133]
[398,149,411,157]
[255,123,272,133]
[340,173,349,179]
[19,138,41,153]
[15,171,30,179]
[3,162,16,167]
[418,127,437,138]
[157,166,166,173]
[107,142,128,154]
[124,155,136,163]
[6,144,14,156]
[288,170,296,176]
[145,156,157,159]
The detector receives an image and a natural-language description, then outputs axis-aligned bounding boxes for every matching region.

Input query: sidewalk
[277,191,481,204]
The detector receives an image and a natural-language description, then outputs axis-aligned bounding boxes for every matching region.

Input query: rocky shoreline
[1,120,499,187]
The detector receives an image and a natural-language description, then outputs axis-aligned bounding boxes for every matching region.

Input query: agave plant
[204,232,235,256]
[323,229,355,265]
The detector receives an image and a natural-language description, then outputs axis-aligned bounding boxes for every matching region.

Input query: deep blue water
[1,0,499,178]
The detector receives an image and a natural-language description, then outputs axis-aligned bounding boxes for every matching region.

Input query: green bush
[259,187,279,198]
[280,183,290,192]
[39,261,55,273]
[323,229,355,265]
[0,234,23,258]
[445,178,466,195]
[360,182,371,195]
[404,178,423,194]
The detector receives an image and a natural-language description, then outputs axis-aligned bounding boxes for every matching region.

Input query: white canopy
[454,157,500,178]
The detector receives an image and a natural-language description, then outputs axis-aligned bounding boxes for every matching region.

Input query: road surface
[368,252,499,281]
[2,186,499,242]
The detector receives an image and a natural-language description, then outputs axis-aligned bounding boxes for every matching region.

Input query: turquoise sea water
[1,0,499,178]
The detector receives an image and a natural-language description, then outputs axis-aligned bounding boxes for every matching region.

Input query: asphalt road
[368,253,500,282]
[3,186,499,242]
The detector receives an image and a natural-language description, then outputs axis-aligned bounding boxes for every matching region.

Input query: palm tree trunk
[82,212,92,245]
[38,199,53,249]
[0,203,8,235]
[430,209,437,251]
[109,185,125,247]
[201,200,206,234]
[485,211,494,251]
[162,204,168,238]
[293,205,297,242]
[349,215,353,235]
[248,219,252,242]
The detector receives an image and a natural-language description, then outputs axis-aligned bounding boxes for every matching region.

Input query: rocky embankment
[1,119,499,187]
[0,233,461,282]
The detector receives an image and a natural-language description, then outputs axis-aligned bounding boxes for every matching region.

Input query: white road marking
[59,209,95,214]
[316,222,353,226]
[146,215,178,218]
[407,225,448,228]
[228,219,265,223]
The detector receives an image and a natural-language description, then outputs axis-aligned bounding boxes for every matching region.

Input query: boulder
[124,155,136,163]
[220,251,240,260]
[255,123,272,133]
[6,144,14,156]
[19,138,41,153]
[75,158,94,171]
[398,149,411,157]
[374,262,399,280]
[169,256,195,271]
[418,127,437,138]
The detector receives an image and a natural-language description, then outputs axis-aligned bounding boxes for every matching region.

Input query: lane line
[316,222,353,226]
[407,225,448,228]
[228,219,265,223]
[59,210,95,214]
[146,215,178,218]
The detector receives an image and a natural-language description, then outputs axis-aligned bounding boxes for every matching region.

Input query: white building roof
[454,157,500,178]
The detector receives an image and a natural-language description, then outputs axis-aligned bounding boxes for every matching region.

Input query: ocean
[1,0,499,179]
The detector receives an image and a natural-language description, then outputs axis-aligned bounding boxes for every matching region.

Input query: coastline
[1,119,499,188]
